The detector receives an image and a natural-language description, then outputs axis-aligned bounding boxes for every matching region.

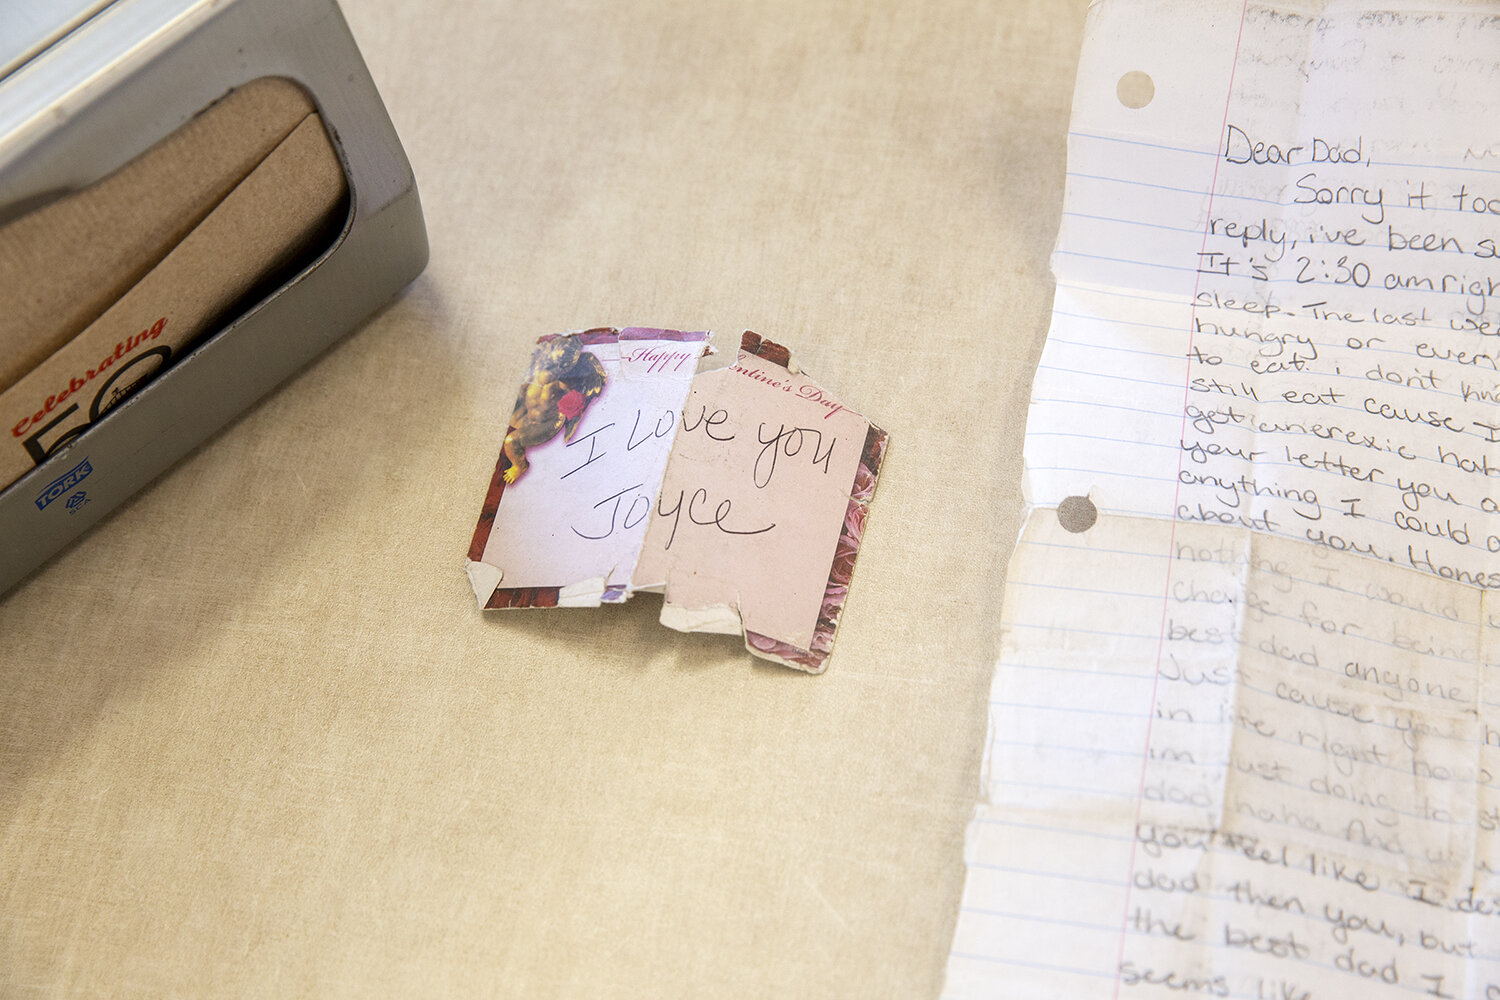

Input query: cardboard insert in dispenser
[465,330,887,674]
[0,78,349,491]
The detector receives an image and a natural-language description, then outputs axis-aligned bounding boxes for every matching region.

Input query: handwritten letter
[946,2,1500,997]
[948,514,1500,999]
[1027,1,1500,579]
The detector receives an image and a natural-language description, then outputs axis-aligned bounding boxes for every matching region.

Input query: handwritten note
[465,330,886,673]
[945,2,1500,997]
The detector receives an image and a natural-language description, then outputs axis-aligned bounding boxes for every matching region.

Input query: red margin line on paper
[1110,4,1253,997]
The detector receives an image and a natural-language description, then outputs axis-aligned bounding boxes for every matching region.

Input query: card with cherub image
[465,327,707,609]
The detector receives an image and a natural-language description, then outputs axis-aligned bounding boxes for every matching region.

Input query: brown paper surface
[0,1,1088,997]
[0,77,316,392]
[0,112,348,489]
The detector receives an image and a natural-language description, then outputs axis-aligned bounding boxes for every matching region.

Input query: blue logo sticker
[34,457,93,511]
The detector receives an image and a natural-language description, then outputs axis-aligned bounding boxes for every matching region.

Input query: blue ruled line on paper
[1068,128,1500,178]
[971,817,1136,841]
[947,952,1120,978]
[1024,426,1495,505]
[965,861,1129,887]
[1040,331,1495,408]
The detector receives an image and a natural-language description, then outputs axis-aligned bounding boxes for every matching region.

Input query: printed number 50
[22,347,172,465]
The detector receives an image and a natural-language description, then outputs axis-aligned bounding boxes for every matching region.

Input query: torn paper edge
[734,419,889,675]
[463,558,504,606]
[659,603,742,635]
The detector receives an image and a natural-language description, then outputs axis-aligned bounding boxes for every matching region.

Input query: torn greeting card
[464,329,887,674]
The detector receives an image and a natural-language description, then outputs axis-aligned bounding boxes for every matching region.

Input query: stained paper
[945,2,1500,998]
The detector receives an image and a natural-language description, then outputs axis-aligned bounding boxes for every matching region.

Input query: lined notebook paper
[945,2,1500,997]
